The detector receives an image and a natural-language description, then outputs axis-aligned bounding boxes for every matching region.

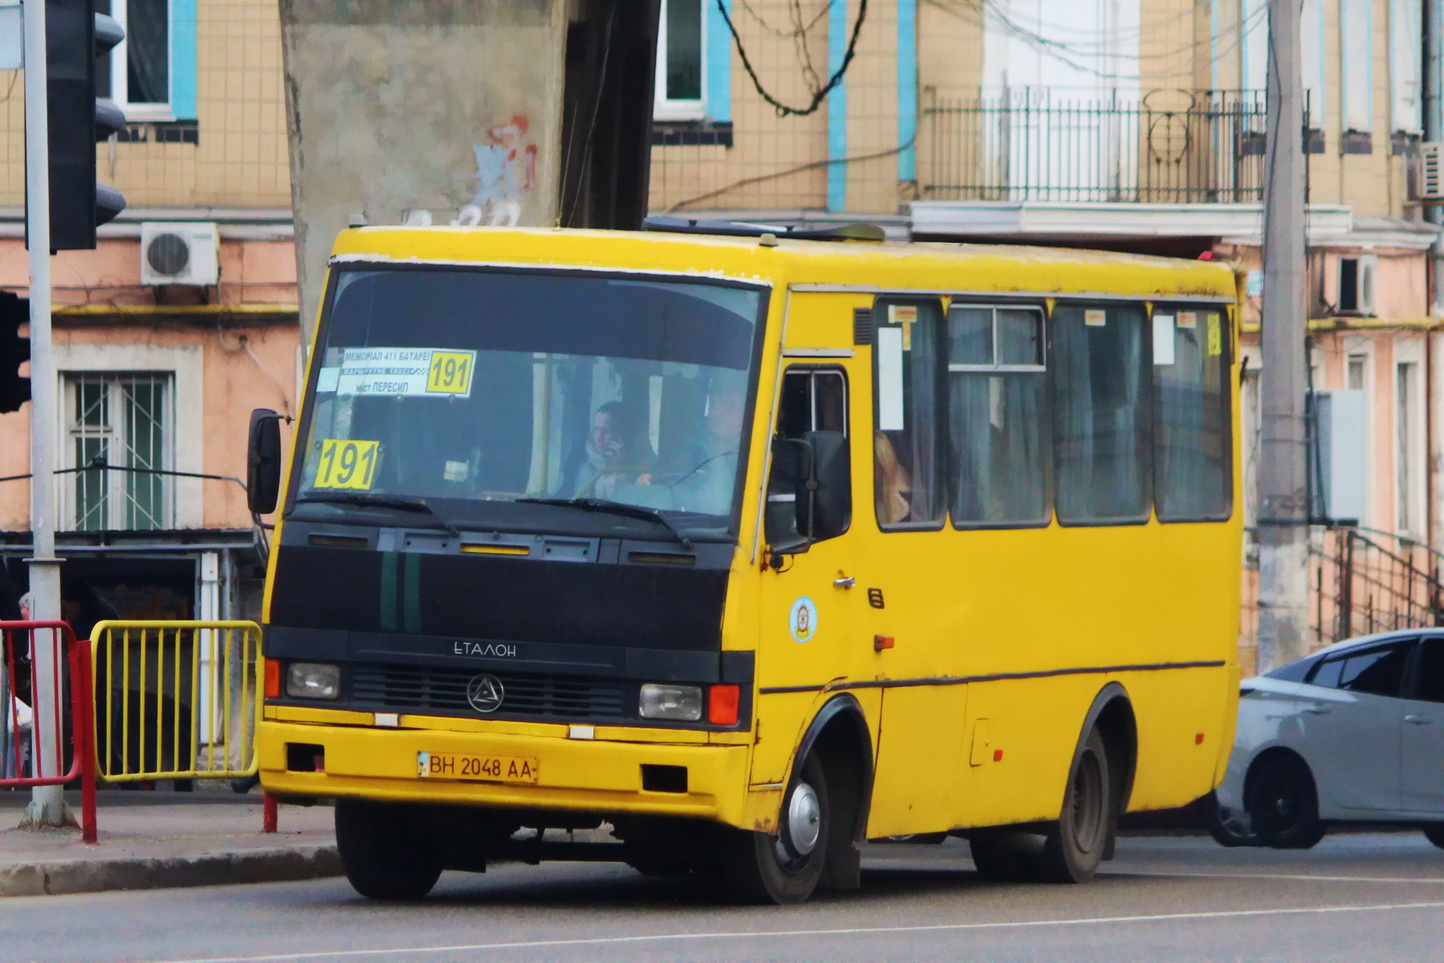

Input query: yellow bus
[249,222,1242,904]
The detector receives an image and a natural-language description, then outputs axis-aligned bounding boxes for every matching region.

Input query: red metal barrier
[1,620,98,843]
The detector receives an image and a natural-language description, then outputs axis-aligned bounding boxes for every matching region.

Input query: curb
[0,844,341,898]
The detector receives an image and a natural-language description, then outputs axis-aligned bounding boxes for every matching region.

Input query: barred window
[66,373,172,531]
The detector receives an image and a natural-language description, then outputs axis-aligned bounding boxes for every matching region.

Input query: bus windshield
[290,266,766,540]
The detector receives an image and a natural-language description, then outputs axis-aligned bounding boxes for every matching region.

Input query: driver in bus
[661,377,746,515]
[557,401,656,499]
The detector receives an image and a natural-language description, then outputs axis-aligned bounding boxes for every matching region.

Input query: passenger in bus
[874,431,913,524]
[557,401,656,499]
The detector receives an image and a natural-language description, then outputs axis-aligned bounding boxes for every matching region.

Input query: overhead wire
[717,0,869,117]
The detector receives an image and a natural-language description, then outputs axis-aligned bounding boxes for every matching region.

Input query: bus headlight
[639,684,702,721]
[286,662,341,700]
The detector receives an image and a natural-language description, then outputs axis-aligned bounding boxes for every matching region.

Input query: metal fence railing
[90,620,263,783]
[920,87,1297,205]
[1240,526,1444,666]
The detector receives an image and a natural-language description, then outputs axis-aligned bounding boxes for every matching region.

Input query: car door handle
[1304,704,1331,715]
[833,576,855,589]
[1405,714,1434,726]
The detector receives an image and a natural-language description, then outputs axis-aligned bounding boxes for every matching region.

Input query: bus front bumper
[259,718,754,827]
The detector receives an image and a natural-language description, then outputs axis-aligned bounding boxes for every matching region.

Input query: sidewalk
[0,788,339,897]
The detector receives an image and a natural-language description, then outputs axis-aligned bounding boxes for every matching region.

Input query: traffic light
[34,0,127,251]
[0,292,30,414]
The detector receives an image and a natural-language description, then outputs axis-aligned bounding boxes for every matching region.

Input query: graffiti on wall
[404,115,539,228]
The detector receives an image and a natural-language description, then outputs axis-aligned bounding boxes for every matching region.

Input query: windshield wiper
[293,492,457,534]
[516,497,693,550]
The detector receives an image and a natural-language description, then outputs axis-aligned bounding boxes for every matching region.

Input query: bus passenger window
[947,304,1049,527]
[778,369,847,440]
[1053,303,1150,524]
[872,299,945,529]
[1154,306,1231,521]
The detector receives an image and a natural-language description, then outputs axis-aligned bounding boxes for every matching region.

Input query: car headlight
[639,683,702,721]
[286,662,340,700]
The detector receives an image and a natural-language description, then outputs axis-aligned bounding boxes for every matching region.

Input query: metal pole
[20,0,73,828]
[1425,0,1443,313]
[1255,0,1310,675]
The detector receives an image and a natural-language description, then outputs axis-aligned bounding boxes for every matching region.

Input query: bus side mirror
[804,430,850,540]
[247,408,284,515]
[764,431,851,559]
[764,437,812,556]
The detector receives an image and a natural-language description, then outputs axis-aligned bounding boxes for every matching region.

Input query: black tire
[335,799,445,900]
[1202,789,1259,847]
[1037,728,1113,883]
[1422,825,1444,850]
[1246,755,1326,850]
[721,753,829,904]
[969,832,1043,882]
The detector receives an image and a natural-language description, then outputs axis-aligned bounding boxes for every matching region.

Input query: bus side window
[872,299,945,530]
[778,368,847,441]
[946,303,1050,527]
[1153,305,1231,521]
[1052,302,1151,525]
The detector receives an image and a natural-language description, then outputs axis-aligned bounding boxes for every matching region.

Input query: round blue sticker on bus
[790,597,817,643]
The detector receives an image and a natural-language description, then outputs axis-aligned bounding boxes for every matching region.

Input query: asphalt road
[4,833,1443,963]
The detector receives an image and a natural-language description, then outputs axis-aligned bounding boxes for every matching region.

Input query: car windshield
[290,266,766,540]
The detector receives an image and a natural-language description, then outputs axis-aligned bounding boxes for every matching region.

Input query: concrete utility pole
[19,0,73,828]
[1425,0,1443,314]
[1255,0,1310,675]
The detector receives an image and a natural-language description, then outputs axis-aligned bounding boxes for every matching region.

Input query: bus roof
[329,226,1239,301]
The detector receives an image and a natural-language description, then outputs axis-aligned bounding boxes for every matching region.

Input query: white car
[1206,628,1444,849]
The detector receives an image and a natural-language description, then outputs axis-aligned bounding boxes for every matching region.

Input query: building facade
[0,0,298,623]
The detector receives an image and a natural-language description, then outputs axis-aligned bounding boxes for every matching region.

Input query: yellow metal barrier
[90,620,263,782]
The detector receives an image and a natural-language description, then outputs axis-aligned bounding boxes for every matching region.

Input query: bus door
[751,365,862,785]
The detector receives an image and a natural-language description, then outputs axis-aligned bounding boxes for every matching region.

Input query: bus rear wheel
[1037,728,1113,883]
[721,753,829,904]
[335,799,445,900]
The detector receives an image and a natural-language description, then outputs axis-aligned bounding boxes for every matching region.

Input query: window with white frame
[65,373,173,531]
[655,0,705,121]
[96,0,172,120]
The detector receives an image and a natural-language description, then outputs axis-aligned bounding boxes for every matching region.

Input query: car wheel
[335,799,445,900]
[1202,789,1259,847]
[720,753,829,904]
[1423,825,1444,850]
[1245,755,1326,850]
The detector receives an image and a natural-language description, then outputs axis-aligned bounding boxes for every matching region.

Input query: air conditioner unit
[1419,142,1444,201]
[140,221,219,286]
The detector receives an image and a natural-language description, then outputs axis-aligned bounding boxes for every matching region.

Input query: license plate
[417,751,539,783]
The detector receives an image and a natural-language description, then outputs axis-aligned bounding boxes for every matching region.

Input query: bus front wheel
[721,753,829,904]
[1037,728,1113,883]
[335,799,445,900]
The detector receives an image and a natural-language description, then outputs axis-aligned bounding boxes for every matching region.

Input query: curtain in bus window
[1154,308,1231,521]
[873,300,944,528]
[1053,303,1149,523]
[947,306,1048,526]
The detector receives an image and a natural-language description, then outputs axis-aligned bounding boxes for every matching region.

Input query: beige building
[0,0,297,620]
[1,0,1441,662]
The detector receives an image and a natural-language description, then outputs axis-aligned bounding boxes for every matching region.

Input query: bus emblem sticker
[790,597,817,643]
[466,674,506,713]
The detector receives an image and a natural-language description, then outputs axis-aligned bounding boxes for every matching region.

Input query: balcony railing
[920,88,1298,205]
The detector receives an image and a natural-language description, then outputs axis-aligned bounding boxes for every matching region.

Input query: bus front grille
[349,665,630,720]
